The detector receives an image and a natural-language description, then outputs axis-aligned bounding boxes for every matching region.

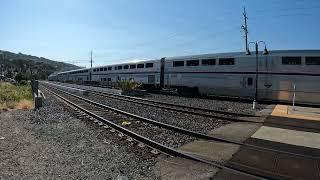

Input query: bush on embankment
[0,82,33,112]
[117,79,141,94]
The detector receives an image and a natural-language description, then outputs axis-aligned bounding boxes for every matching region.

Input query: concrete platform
[271,104,320,121]
[208,122,262,143]
[218,105,320,179]
[154,121,264,179]
[153,156,219,180]
[227,145,320,180]
[251,126,320,149]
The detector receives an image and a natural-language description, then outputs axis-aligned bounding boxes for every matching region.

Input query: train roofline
[53,49,320,75]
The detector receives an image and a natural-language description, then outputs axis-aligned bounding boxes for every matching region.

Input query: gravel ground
[51,88,197,149]
[47,81,266,115]
[81,93,227,134]
[0,91,157,179]
[145,94,266,115]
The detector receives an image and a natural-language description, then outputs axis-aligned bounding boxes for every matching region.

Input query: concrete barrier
[34,90,43,109]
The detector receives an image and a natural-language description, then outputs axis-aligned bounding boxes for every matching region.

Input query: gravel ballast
[0,91,157,179]
[85,93,228,134]
[49,86,197,149]
[49,81,266,115]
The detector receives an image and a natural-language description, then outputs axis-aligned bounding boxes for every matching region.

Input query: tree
[15,73,24,82]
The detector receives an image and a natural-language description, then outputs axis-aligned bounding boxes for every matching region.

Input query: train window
[173,61,184,67]
[115,66,118,70]
[108,67,112,70]
[107,78,111,81]
[306,57,320,65]
[104,67,108,71]
[186,60,199,66]
[93,69,96,72]
[118,66,123,70]
[219,58,235,65]
[137,64,144,68]
[248,78,253,86]
[130,64,136,69]
[124,65,129,69]
[202,59,216,65]
[100,68,103,71]
[146,63,154,68]
[282,57,301,65]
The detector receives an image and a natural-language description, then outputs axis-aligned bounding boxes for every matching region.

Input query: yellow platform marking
[271,105,320,121]
[252,126,320,149]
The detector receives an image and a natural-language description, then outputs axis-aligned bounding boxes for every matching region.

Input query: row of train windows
[173,58,234,67]
[93,63,154,72]
[173,56,320,67]
[282,56,320,65]
[69,70,89,74]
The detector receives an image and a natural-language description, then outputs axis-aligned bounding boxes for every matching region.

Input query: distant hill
[0,50,81,81]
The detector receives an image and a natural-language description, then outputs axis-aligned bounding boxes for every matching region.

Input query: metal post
[2,53,5,78]
[292,83,296,111]
[253,42,258,109]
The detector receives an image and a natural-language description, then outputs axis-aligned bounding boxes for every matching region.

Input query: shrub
[117,79,141,93]
[0,83,33,111]
[0,83,32,102]
[19,80,28,86]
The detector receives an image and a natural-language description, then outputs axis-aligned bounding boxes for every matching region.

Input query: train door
[262,56,273,100]
[241,77,254,97]
[160,57,165,88]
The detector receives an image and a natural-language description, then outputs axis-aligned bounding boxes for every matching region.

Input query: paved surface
[227,145,320,180]
[271,104,320,121]
[252,126,320,149]
[223,104,320,179]
[154,120,263,179]
[153,156,218,180]
[208,122,262,142]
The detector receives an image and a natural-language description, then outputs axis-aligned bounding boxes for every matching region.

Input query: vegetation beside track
[117,79,141,93]
[0,82,33,112]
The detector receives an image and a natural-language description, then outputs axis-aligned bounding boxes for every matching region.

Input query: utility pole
[241,7,249,52]
[89,50,93,81]
[90,50,93,68]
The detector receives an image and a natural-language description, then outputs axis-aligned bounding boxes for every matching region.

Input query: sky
[1,0,320,67]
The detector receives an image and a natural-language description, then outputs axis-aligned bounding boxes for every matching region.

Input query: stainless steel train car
[48,50,320,105]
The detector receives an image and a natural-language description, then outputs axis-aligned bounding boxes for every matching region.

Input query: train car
[164,50,320,104]
[91,60,161,88]
[48,50,320,105]
[50,68,89,83]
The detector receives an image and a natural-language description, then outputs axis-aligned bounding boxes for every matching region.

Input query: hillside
[0,50,81,81]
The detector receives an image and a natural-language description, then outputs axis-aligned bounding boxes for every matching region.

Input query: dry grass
[0,83,33,112]
[16,99,34,110]
[0,100,34,112]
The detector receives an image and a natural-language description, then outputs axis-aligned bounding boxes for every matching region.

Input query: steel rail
[89,91,261,123]
[49,81,260,117]
[44,81,261,123]
[42,83,320,160]
[43,85,272,180]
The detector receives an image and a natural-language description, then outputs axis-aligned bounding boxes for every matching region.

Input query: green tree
[15,73,24,82]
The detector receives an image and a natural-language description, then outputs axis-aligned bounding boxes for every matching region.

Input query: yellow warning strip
[271,105,320,121]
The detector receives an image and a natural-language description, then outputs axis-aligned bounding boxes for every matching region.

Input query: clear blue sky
[1,0,320,67]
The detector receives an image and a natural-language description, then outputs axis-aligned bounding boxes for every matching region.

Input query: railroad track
[41,83,320,180]
[46,81,262,123]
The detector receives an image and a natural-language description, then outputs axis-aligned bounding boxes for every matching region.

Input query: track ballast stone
[0,91,156,179]
[51,82,266,115]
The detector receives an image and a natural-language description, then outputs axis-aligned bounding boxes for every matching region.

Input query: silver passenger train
[48,50,320,105]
